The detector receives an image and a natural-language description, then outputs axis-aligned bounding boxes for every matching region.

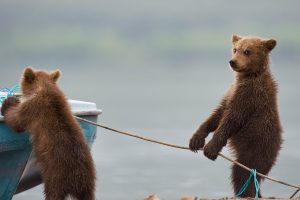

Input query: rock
[181,197,197,200]
[144,194,160,200]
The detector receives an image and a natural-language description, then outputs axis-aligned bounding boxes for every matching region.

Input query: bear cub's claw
[189,134,205,152]
[1,96,20,116]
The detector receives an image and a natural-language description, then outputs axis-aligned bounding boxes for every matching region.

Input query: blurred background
[0,0,299,199]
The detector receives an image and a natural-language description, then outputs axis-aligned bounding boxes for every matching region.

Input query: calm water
[0,0,299,199]
[9,61,300,200]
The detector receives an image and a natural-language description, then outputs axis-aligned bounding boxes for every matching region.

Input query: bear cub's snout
[229,60,236,68]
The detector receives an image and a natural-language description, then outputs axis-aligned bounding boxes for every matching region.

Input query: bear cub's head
[21,67,61,96]
[229,34,276,75]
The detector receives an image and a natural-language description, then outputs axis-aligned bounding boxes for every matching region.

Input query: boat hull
[0,100,101,200]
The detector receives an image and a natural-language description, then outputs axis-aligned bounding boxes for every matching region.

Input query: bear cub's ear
[232,34,242,44]
[50,70,61,82]
[263,39,277,52]
[24,67,36,84]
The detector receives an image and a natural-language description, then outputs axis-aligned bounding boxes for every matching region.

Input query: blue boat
[0,100,101,200]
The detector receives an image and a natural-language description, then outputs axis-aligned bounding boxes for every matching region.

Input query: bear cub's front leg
[1,96,20,116]
[189,126,207,152]
[189,105,224,153]
[203,133,227,160]
[1,96,26,132]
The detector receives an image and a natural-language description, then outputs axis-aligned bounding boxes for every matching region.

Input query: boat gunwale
[0,110,102,122]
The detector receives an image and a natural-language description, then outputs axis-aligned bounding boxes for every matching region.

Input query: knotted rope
[0,85,20,103]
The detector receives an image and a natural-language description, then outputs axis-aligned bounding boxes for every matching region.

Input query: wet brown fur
[189,35,282,197]
[1,67,96,200]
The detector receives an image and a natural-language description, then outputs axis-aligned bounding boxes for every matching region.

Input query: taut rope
[75,116,300,199]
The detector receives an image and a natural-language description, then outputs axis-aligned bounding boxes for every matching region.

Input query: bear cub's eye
[233,48,237,53]
[244,49,251,56]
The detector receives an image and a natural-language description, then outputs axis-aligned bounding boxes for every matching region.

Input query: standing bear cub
[1,67,96,200]
[189,35,282,197]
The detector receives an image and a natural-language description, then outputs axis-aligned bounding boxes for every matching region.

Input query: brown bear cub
[189,35,282,197]
[1,67,96,200]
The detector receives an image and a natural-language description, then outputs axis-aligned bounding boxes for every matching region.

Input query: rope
[236,169,260,198]
[0,85,20,103]
[290,189,300,199]
[75,116,300,199]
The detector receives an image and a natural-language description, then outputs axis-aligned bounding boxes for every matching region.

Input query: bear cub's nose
[229,60,236,68]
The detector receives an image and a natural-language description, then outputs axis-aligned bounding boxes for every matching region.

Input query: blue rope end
[236,169,260,198]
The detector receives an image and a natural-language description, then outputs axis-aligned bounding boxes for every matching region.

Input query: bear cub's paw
[1,96,20,116]
[203,141,222,161]
[189,133,205,152]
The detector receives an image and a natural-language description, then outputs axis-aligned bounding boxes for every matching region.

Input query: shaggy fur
[1,67,96,200]
[189,35,282,197]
